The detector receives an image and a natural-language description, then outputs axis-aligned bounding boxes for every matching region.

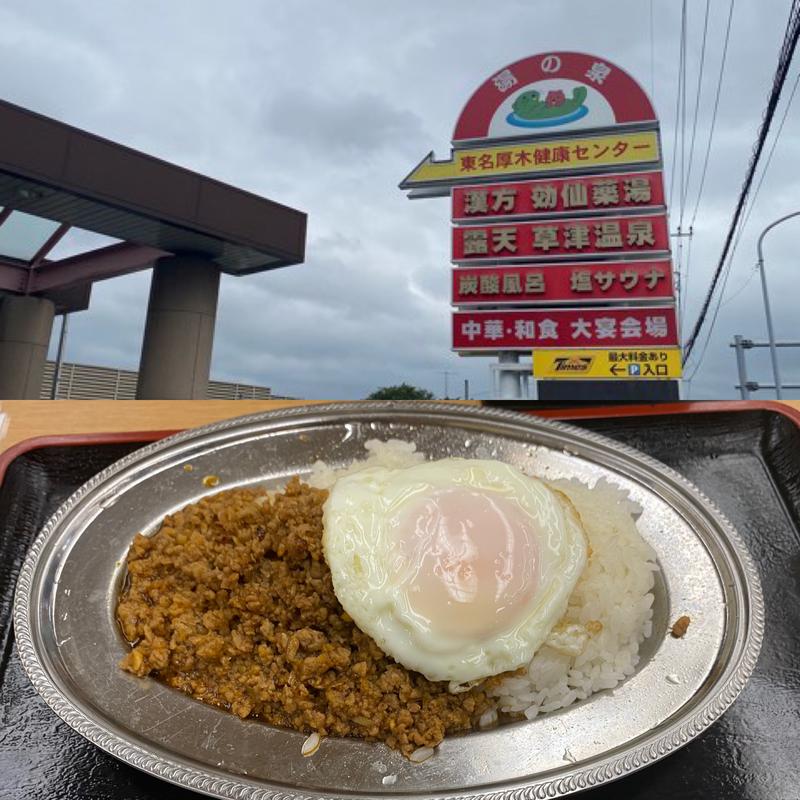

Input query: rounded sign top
[452,52,656,143]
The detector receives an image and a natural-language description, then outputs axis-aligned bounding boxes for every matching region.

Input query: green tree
[366,383,434,400]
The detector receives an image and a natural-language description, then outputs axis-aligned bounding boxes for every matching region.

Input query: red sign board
[452,213,669,263]
[453,52,657,143]
[452,260,674,306]
[452,306,678,350]
[452,171,665,222]
[401,50,681,367]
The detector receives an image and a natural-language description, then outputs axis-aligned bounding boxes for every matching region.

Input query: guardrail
[731,336,800,398]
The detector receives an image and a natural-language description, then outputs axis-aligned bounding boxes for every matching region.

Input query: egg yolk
[390,488,539,639]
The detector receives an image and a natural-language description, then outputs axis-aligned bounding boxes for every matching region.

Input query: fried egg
[322,458,588,683]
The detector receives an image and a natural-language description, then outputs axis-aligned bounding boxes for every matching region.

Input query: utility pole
[439,370,456,399]
[671,225,693,338]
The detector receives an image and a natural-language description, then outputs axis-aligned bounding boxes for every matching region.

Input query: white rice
[409,746,435,763]
[301,731,321,756]
[310,439,658,725]
[489,475,657,719]
[308,438,425,490]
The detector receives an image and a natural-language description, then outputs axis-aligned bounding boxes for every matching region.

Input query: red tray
[2,400,799,488]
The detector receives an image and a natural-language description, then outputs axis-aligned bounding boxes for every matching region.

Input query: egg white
[322,458,588,684]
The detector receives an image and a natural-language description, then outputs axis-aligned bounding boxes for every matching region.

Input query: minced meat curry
[116,477,496,756]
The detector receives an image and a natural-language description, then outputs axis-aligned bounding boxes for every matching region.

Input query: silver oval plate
[14,402,763,800]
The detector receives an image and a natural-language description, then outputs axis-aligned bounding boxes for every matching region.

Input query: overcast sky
[1,0,798,399]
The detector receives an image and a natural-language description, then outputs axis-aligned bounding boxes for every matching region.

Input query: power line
[679,0,688,222]
[681,0,711,215]
[683,0,800,365]
[688,0,735,230]
[684,97,791,384]
[738,69,800,235]
[685,104,795,383]
[718,70,799,285]
[650,0,657,104]
[688,69,800,369]
[683,212,748,381]
[720,262,759,308]
[678,0,710,338]
[672,1,689,319]
[686,51,799,379]
[668,2,688,209]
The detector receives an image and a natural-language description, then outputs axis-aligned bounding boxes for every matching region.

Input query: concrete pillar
[0,294,55,399]
[136,255,220,399]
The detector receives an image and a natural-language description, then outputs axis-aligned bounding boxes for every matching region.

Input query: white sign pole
[497,352,522,399]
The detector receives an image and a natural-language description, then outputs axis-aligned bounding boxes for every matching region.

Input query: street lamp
[756,210,800,400]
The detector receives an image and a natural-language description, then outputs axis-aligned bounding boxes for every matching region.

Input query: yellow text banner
[532,348,682,380]
[401,130,660,188]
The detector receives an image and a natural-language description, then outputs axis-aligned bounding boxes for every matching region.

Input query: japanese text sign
[402,50,679,370]
[452,213,669,263]
[532,348,682,379]
[452,260,674,305]
[452,52,657,142]
[402,130,659,190]
[452,171,665,221]
[452,306,678,351]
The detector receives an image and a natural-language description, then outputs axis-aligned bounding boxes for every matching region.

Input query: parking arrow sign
[533,348,682,379]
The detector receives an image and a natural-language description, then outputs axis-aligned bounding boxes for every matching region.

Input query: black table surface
[1,408,798,800]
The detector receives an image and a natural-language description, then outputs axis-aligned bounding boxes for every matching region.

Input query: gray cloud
[3,0,799,401]
[264,90,427,156]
